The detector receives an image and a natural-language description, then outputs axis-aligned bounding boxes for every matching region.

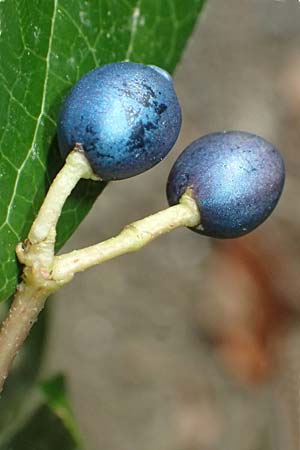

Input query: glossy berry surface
[167,131,285,238]
[58,62,181,180]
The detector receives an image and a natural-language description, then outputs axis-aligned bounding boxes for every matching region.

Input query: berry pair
[58,62,285,239]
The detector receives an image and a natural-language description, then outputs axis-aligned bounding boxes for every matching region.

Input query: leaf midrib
[3,0,58,229]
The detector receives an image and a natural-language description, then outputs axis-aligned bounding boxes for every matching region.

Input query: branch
[0,283,50,391]
[0,148,200,393]
[52,191,200,281]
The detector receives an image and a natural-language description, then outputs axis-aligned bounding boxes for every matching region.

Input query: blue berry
[166,131,285,238]
[58,62,181,180]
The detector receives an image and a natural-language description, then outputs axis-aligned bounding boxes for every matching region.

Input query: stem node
[0,146,201,394]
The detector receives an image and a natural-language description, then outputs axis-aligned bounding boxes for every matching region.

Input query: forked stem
[0,146,200,393]
[0,148,97,393]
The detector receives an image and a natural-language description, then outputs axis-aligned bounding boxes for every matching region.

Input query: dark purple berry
[166,131,285,238]
[58,62,181,181]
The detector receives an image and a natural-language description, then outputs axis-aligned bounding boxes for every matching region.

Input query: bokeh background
[44,1,300,449]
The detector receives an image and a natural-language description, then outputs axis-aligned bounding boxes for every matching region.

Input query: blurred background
[45,1,300,449]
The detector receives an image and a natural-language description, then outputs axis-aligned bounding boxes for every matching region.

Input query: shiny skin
[58,62,181,180]
[166,131,285,238]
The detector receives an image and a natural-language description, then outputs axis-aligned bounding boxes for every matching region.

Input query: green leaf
[40,374,83,447]
[0,305,81,449]
[4,405,80,450]
[0,0,206,302]
[0,375,82,450]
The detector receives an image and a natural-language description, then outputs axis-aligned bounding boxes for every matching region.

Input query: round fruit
[58,62,182,180]
[166,131,285,238]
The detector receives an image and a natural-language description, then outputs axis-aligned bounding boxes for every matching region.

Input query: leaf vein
[125,0,142,61]
[59,5,98,66]
[4,0,58,228]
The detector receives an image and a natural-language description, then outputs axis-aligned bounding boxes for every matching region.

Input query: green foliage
[0,305,83,449]
[6,405,80,450]
[0,0,206,303]
[40,375,83,446]
[0,375,82,450]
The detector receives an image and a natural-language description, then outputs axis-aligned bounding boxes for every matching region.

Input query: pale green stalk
[0,148,200,393]
[29,148,98,245]
[52,191,200,281]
